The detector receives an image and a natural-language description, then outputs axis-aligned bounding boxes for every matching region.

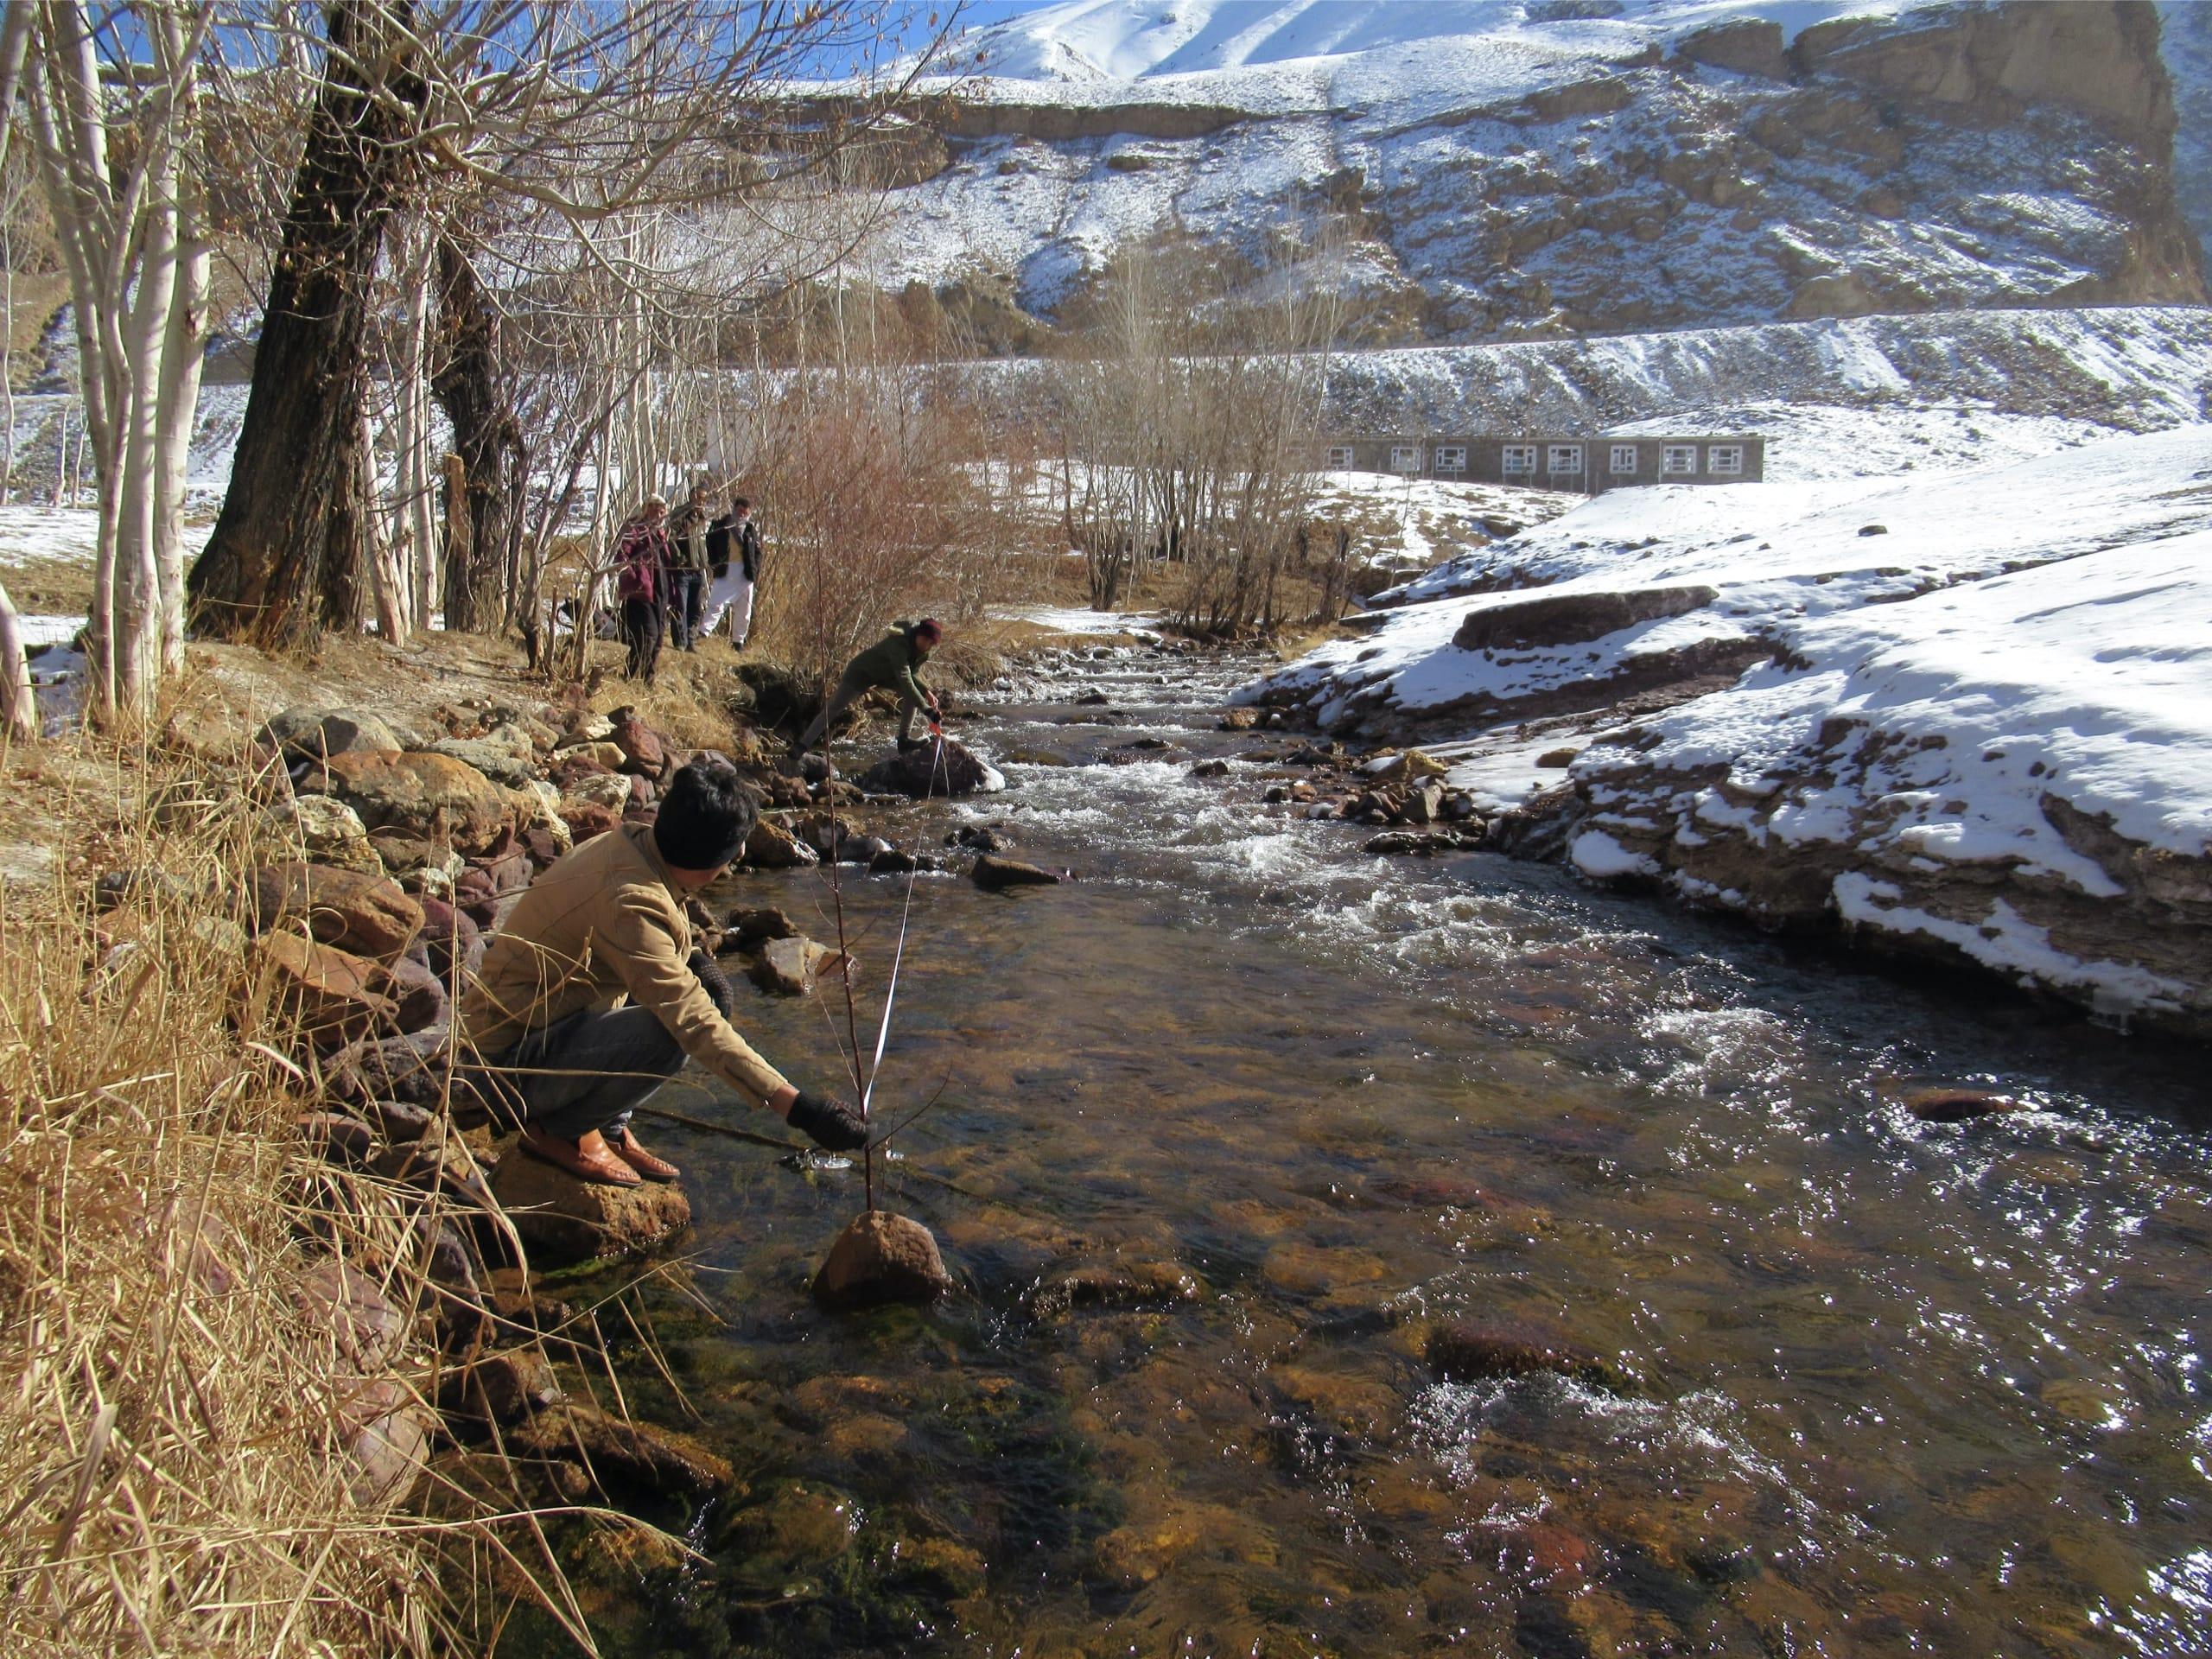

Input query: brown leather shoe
[607,1127,679,1183]
[520,1128,641,1186]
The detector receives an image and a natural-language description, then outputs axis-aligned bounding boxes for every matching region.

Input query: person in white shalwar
[699,496,761,649]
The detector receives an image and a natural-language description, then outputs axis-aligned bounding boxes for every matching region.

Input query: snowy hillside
[877,0,2206,342]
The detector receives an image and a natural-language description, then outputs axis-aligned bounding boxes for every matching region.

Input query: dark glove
[787,1090,868,1151]
[688,948,736,1019]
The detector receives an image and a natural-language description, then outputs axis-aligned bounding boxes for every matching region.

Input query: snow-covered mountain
[868,0,2207,344]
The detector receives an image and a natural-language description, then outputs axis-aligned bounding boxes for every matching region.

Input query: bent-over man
[798,617,942,755]
[461,755,869,1185]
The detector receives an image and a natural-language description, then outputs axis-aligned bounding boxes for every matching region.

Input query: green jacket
[842,626,931,706]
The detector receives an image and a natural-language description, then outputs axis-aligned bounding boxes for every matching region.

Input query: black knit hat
[653,754,758,872]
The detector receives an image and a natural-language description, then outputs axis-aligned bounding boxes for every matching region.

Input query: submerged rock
[510,1403,734,1499]
[813,1211,954,1308]
[1900,1086,2024,1123]
[1030,1260,1200,1317]
[1425,1319,1626,1390]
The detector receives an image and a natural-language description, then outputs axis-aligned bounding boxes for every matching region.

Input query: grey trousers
[480,1005,683,1143]
[799,671,923,751]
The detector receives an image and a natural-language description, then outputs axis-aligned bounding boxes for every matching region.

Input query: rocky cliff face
[879,0,2205,344]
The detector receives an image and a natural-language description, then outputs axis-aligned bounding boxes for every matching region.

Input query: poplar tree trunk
[186,0,421,647]
[434,232,524,632]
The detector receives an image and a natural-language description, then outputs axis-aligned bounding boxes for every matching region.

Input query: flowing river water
[546,639,2212,1659]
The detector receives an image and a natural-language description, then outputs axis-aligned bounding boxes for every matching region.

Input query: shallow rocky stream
[537,639,2212,1659]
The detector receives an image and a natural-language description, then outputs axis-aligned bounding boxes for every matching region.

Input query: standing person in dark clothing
[612,494,671,683]
[798,618,942,755]
[701,495,762,650]
[665,482,714,650]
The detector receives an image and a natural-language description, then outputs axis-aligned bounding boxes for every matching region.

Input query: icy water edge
[521,641,2212,1659]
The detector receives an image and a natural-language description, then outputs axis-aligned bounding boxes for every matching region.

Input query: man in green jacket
[798,618,942,755]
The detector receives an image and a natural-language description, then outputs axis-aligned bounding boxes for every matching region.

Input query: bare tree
[1044,226,1346,636]
[13,0,216,713]
[190,0,941,649]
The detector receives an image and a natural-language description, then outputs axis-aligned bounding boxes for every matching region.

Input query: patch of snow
[1570,827,1659,880]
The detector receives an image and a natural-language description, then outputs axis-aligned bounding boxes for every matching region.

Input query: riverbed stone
[813,1211,954,1308]
[438,1349,564,1427]
[971,855,1064,892]
[315,750,514,856]
[251,932,397,1050]
[1031,1260,1199,1317]
[510,1403,734,1498]
[336,1376,432,1508]
[855,737,1006,798]
[487,1148,692,1262]
[1901,1086,2024,1123]
[1425,1319,1626,1390]
[743,816,817,869]
[263,706,403,764]
[749,936,848,995]
[249,861,423,962]
[263,795,382,874]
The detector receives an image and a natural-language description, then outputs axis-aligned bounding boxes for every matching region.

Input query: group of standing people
[611,483,764,683]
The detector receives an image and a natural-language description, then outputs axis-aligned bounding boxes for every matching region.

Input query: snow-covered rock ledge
[1552,529,2212,1035]
[1243,425,2212,1034]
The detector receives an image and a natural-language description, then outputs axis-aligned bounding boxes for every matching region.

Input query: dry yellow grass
[0,711,601,1657]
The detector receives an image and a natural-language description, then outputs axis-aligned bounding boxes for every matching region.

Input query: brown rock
[1425,1320,1625,1390]
[249,861,424,962]
[1901,1087,2024,1123]
[293,1259,410,1370]
[298,1110,376,1165]
[1031,1260,1199,1317]
[608,708,667,776]
[334,1376,431,1507]
[487,1148,693,1263]
[251,932,397,1050]
[373,1126,494,1209]
[812,1211,954,1309]
[724,906,799,949]
[971,855,1064,892]
[414,897,481,979]
[319,750,514,856]
[510,1403,734,1498]
[438,1349,564,1426]
[749,936,849,995]
[743,816,817,869]
[382,953,448,1032]
[559,799,620,845]
[1217,708,1260,731]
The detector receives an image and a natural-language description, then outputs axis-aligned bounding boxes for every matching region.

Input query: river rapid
[554,638,2212,1659]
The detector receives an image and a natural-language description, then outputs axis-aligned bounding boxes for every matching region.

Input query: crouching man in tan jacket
[461,753,868,1185]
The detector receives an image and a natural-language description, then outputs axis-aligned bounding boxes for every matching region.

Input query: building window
[1610,443,1640,475]
[1707,443,1745,476]
[1431,444,1467,476]
[1548,443,1584,475]
[1390,444,1422,474]
[1325,445,1355,469]
[1662,444,1698,477]
[1501,443,1535,476]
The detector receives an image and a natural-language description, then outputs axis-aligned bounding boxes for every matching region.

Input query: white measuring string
[859,726,951,1118]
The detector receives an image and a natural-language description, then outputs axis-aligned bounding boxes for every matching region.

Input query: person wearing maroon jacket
[611,494,671,683]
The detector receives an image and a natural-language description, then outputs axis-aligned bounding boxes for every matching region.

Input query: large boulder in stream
[855,739,1006,798]
[813,1211,954,1308]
